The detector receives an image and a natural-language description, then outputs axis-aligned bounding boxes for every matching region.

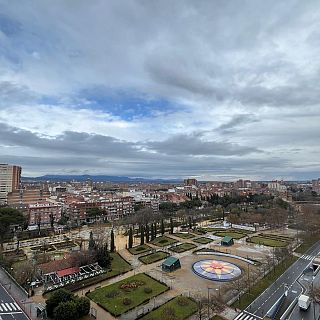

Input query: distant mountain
[22,174,181,183]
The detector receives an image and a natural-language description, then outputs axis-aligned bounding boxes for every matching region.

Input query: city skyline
[1,1,320,180]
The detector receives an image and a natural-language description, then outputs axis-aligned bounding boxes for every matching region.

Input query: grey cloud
[217,114,259,134]
[145,133,262,156]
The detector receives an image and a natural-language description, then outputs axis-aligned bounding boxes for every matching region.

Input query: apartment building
[66,196,134,223]
[28,201,62,226]
[0,164,21,204]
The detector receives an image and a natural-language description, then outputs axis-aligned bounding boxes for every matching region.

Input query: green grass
[193,237,213,244]
[232,256,298,309]
[295,235,320,254]
[169,243,197,253]
[87,273,168,316]
[139,296,198,320]
[210,316,226,320]
[128,244,151,255]
[261,233,293,241]
[214,231,246,239]
[247,236,287,247]
[150,236,178,247]
[173,233,195,239]
[56,252,132,292]
[139,251,169,264]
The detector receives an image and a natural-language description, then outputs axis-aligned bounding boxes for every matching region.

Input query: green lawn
[295,235,320,254]
[150,236,178,247]
[232,256,298,309]
[214,231,246,239]
[87,273,168,316]
[139,251,169,264]
[193,237,213,244]
[128,244,151,255]
[58,252,132,292]
[210,316,226,320]
[247,236,287,247]
[173,233,195,239]
[169,243,197,253]
[139,296,198,320]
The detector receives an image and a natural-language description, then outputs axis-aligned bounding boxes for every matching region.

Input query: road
[287,265,320,320]
[234,240,320,320]
[0,284,29,320]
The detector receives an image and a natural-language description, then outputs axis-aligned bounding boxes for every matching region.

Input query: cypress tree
[151,223,154,240]
[140,225,145,245]
[110,229,115,252]
[145,224,150,243]
[88,231,95,250]
[170,218,173,234]
[161,219,165,235]
[128,227,133,249]
[154,223,157,238]
[188,216,192,229]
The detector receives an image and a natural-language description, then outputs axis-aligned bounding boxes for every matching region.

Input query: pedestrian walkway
[0,302,21,312]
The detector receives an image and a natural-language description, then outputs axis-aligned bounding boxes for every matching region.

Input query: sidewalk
[0,267,36,319]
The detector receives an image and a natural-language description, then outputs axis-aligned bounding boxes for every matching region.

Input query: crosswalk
[234,311,263,320]
[301,254,315,261]
[0,302,21,313]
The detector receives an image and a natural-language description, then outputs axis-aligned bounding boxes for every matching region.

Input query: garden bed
[128,244,151,255]
[193,237,213,244]
[150,236,177,247]
[173,233,195,239]
[138,296,198,320]
[247,236,287,247]
[139,251,169,264]
[87,273,168,316]
[169,243,197,253]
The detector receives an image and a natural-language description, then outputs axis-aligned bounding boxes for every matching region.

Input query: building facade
[0,164,21,204]
[28,201,62,226]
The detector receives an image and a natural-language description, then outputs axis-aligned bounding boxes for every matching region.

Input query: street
[235,240,320,320]
[0,284,29,320]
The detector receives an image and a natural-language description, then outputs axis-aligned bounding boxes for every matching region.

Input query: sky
[0,0,320,180]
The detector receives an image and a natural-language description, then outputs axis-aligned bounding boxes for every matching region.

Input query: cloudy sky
[0,0,320,180]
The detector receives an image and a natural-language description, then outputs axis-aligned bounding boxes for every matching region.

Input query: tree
[0,208,25,248]
[161,219,165,235]
[140,225,145,245]
[128,227,133,248]
[54,301,78,320]
[75,296,90,317]
[95,243,111,268]
[151,223,154,241]
[49,213,55,229]
[86,207,104,223]
[46,289,74,317]
[170,218,173,234]
[13,260,35,286]
[88,231,95,250]
[188,216,192,229]
[37,213,41,235]
[154,223,157,238]
[110,229,115,252]
[145,224,150,243]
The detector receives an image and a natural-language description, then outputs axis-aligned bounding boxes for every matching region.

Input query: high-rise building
[0,164,22,204]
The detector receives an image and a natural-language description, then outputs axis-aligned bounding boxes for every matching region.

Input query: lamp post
[207,287,215,318]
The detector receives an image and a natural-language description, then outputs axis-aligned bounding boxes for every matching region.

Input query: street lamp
[207,287,215,318]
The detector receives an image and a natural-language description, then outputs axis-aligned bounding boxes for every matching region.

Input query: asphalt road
[0,284,29,320]
[244,240,320,319]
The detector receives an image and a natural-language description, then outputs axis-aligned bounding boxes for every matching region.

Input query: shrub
[105,290,120,298]
[159,239,168,244]
[177,296,189,306]
[123,298,132,305]
[144,287,152,294]
[75,297,90,317]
